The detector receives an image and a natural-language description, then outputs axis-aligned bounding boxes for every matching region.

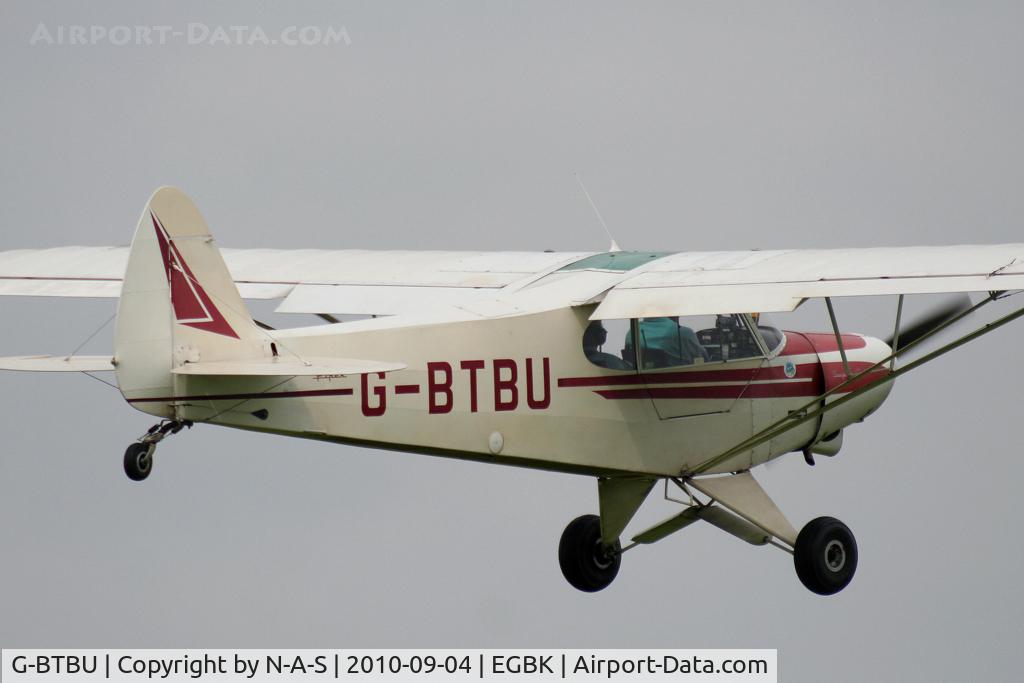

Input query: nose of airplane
[859,335,895,411]
[860,335,894,372]
[816,334,895,435]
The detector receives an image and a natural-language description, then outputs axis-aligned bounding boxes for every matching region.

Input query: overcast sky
[2,2,1023,681]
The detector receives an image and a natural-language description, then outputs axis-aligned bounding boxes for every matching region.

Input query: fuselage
[129,305,894,477]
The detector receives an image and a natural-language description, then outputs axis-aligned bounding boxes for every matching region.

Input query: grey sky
[2,2,1023,681]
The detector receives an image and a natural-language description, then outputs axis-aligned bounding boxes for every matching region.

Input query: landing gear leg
[558,514,621,592]
[122,420,192,482]
[684,473,859,595]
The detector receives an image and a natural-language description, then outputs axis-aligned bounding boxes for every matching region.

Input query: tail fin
[114,187,264,416]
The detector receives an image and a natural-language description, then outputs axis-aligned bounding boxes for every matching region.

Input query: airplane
[3,186,1024,596]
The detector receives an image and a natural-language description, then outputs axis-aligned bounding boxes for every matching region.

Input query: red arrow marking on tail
[151,211,239,339]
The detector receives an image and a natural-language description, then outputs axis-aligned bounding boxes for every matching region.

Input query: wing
[8,243,1024,320]
[0,247,594,315]
[591,244,1024,318]
[0,355,114,372]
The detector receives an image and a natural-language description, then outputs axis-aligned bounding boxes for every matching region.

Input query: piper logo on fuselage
[360,358,552,417]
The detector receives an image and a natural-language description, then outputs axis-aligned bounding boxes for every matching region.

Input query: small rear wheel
[123,443,153,482]
[794,516,857,595]
[558,514,621,592]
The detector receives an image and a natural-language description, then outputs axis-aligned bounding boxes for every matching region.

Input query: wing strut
[824,297,852,379]
[687,292,1024,475]
[890,294,904,371]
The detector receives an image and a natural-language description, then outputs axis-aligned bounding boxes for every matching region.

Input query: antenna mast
[574,172,621,252]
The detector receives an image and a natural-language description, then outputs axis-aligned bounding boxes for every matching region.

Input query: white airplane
[3,187,1023,595]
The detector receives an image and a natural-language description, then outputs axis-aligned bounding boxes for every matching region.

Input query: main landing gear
[558,515,621,592]
[558,474,859,596]
[123,420,192,482]
[793,516,858,595]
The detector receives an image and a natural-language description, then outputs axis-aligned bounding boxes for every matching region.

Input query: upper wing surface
[592,244,1024,318]
[9,243,1024,319]
[0,247,593,314]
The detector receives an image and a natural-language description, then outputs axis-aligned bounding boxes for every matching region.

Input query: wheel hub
[824,539,846,572]
[592,540,615,569]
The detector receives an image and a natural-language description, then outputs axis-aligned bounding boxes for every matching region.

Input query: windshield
[750,313,785,355]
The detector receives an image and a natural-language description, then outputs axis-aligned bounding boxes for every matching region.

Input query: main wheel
[123,443,154,482]
[794,516,858,595]
[558,514,621,592]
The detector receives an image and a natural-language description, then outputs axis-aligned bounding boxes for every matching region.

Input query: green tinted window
[560,251,673,272]
[634,315,763,369]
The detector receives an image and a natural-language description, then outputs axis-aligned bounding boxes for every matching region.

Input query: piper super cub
[3,187,1024,595]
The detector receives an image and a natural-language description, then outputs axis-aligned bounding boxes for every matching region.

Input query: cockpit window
[583,319,634,370]
[751,313,785,355]
[583,314,774,371]
[633,314,763,369]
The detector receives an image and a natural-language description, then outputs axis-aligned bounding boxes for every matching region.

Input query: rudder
[114,187,264,416]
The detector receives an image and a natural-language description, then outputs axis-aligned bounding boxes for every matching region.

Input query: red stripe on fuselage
[821,361,889,393]
[558,365,813,388]
[798,332,867,353]
[598,380,820,401]
[592,362,885,401]
[558,361,818,389]
[128,387,355,403]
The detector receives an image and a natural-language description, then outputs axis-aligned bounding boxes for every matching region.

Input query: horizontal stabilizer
[0,355,114,372]
[171,356,406,377]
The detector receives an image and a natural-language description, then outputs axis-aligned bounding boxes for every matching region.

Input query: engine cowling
[800,332,895,443]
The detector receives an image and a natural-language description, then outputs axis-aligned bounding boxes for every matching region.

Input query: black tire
[558,514,621,592]
[123,443,153,482]
[794,516,858,595]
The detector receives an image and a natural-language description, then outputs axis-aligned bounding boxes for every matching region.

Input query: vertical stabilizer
[114,187,264,417]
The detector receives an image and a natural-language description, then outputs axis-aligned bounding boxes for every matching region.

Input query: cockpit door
[635,314,766,420]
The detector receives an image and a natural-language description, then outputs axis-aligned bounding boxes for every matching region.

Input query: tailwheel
[123,442,154,482]
[794,516,858,595]
[558,514,621,592]
[122,419,192,482]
